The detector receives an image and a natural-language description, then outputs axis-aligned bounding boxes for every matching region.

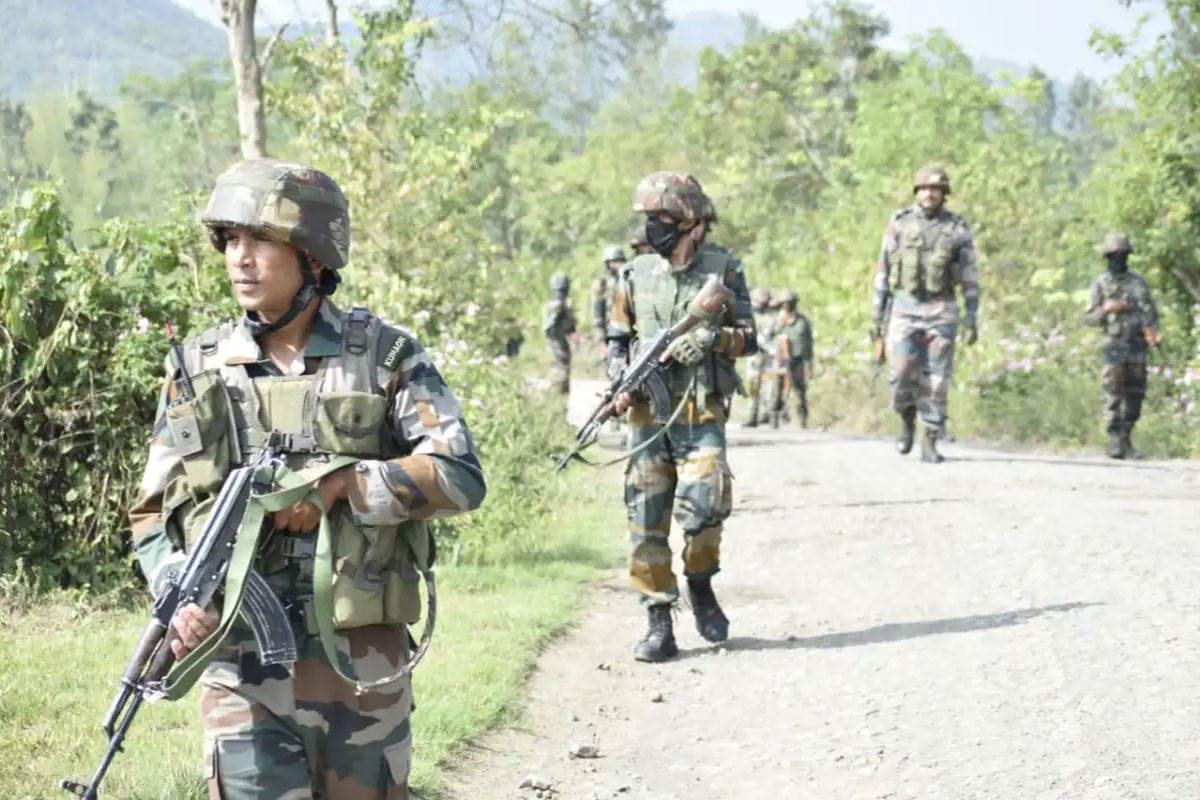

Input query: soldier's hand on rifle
[602,385,633,414]
[662,327,716,366]
[1143,326,1162,347]
[273,467,352,532]
[963,320,978,346]
[1103,299,1130,314]
[170,603,221,660]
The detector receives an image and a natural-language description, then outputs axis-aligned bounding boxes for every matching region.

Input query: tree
[219,0,268,158]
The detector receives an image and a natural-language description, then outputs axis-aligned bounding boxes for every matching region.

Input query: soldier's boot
[1121,429,1142,460]
[686,577,729,643]
[633,604,679,663]
[1108,432,1125,459]
[920,426,944,464]
[742,401,760,428]
[896,408,916,455]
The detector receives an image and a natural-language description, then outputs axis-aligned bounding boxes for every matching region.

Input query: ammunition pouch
[166,370,238,494]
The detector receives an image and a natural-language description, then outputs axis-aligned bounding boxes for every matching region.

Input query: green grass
[0,468,624,799]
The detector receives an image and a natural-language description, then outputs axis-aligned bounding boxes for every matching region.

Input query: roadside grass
[0,466,625,799]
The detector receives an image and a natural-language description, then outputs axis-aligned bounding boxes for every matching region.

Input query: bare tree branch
[259,22,291,72]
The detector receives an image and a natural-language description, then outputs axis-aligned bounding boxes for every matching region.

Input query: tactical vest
[890,211,957,298]
[1095,272,1147,341]
[163,307,430,630]
[627,245,741,407]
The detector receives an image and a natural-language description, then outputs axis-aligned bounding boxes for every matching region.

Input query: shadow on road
[679,601,1101,659]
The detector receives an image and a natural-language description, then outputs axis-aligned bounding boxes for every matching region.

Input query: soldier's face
[916,186,945,210]
[605,259,624,272]
[223,227,305,314]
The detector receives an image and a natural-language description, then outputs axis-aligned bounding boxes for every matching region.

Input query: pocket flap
[320,392,387,436]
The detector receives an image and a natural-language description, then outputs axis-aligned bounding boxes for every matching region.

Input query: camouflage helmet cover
[549,272,571,292]
[1100,232,1133,256]
[750,287,770,307]
[913,165,951,194]
[602,245,626,263]
[632,171,716,224]
[776,288,798,305]
[202,158,351,270]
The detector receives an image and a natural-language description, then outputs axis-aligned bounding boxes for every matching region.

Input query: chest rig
[1096,272,1148,343]
[891,210,958,299]
[166,307,429,633]
[628,246,740,409]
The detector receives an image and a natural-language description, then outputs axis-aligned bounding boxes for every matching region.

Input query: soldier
[630,227,654,256]
[742,287,775,428]
[543,272,577,394]
[592,245,627,346]
[127,158,486,799]
[773,289,814,428]
[607,171,756,662]
[872,165,980,463]
[1084,232,1161,459]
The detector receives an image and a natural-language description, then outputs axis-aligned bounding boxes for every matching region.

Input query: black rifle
[870,293,894,392]
[557,276,734,470]
[61,335,296,799]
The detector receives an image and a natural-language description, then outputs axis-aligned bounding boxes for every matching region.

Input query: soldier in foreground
[774,289,814,428]
[127,158,486,798]
[606,171,756,662]
[1084,232,1161,459]
[872,166,980,463]
[543,272,577,394]
[592,245,627,347]
[742,287,775,428]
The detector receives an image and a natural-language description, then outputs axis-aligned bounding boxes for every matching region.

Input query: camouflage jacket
[775,311,813,362]
[1084,269,1159,349]
[874,204,980,324]
[591,268,619,334]
[542,298,576,342]
[751,309,778,365]
[129,299,487,586]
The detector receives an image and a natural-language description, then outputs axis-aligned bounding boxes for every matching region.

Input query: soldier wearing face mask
[1084,232,1161,459]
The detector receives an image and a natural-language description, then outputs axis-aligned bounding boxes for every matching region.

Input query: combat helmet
[1100,232,1133,256]
[633,171,717,224]
[602,245,626,264]
[776,289,798,307]
[549,272,571,294]
[913,165,951,194]
[630,227,649,250]
[202,157,350,270]
[750,287,770,309]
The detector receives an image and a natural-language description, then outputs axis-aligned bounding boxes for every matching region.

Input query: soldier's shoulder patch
[377,323,419,372]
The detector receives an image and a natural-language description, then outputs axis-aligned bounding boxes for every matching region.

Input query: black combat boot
[633,604,679,663]
[896,407,916,454]
[686,577,729,643]
[742,401,760,428]
[1108,432,1125,459]
[1121,429,1142,460]
[920,426,944,463]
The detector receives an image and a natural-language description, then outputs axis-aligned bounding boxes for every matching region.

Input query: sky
[664,0,1165,79]
[174,0,1166,81]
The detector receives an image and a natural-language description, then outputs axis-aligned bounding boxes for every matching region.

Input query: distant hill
[1,0,223,98]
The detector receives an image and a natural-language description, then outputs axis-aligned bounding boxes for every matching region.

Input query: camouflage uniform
[543,273,576,394]
[592,245,627,345]
[742,288,776,427]
[128,159,486,799]
[773,296,813,427]
[608,171,755,661]
[1084,232,1160,458]
[873,166,980,460]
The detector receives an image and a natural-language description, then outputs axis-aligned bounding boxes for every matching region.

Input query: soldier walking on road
[128,158,486,798]
[872,165,981,463]
[606,171,756,663]
[774,289,814,428]
[543,272,577,395]
[743,287,776,428]
[1084,232,1161,459]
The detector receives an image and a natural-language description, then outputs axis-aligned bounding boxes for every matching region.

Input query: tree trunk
[220,0,268,159]
[324,0,340,43]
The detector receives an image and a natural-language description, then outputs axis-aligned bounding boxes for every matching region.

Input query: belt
[272,534,317,560]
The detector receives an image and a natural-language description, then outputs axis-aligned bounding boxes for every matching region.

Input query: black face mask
[645,217,683,258]
[1106,253,1129,274]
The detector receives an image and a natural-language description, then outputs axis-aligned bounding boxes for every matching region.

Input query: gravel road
[447,381,1200,800]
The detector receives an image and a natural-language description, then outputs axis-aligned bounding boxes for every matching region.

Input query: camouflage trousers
[625,419,733,606]
[784,358,808,421]
[201,622,412,800]
[1101,349,1147,434]
[887,309,957,431]
[547,338,570,394]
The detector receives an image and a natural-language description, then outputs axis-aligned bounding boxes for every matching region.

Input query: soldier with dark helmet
[1084,232,1161,458]
[742,287,776,428]
[592,245,627,346]
[773,289,814,428]
[607,171,756,662]
[543,272,577,394]
[127,158,486,798]
[872,165,981,463]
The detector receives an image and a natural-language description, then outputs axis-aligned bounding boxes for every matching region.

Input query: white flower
[466,303,481,317]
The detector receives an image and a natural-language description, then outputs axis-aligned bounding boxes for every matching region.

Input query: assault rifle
[61,331,297,800]
[556,276,734,471]
[870,293,894,391]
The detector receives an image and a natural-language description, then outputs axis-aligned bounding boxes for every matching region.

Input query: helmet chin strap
[244,254,319,336]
